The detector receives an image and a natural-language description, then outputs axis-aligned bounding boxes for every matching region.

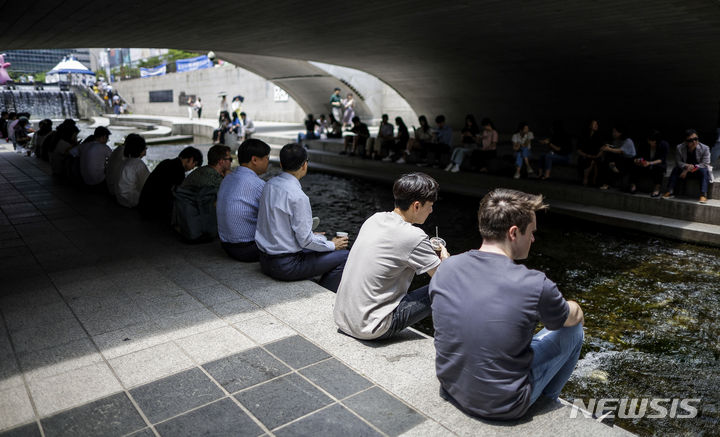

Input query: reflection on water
[296,169,719,437]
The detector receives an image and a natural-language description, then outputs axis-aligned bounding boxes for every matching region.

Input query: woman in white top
[511,121,535,179]
[341,93,355,130]
[116,134,150,208]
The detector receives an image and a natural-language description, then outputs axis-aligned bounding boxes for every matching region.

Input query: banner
[140,64,167,78]
[175,55,213,73]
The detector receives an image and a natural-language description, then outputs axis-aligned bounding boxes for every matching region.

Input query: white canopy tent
[46,56,95,85]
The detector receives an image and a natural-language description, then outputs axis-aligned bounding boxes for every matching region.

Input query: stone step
[144,135,195,145]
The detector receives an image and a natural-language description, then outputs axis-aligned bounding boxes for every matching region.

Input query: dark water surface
[296,169,719,437]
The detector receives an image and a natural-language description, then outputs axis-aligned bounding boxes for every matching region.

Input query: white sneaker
[395,157,406,164]
[513,171,521,179]
[444,163,454,171]
[382,156,393,162]
[451,164,460,173]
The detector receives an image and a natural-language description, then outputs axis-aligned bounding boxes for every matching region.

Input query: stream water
[295,169,719,437]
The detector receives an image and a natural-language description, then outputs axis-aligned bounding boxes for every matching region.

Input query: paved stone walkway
[0,144,630,436]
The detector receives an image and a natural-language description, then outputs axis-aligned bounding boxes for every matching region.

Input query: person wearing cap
[77,126,112,191]
[334,172,449,341]
[255,143,349,292]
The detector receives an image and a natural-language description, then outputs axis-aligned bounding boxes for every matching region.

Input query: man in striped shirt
[216,139,271,262]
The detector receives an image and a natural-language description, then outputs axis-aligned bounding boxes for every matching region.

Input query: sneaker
[662,192,673,199]
[396,157,406,164]
[513,171,521,179]
[444,163,454,171]
[609,163,620,174]
[382,156,393,162]
[699,195,708,204]
[527,167,534,175]
[651,191,660,198]
[599,184,609,190]
[451,164,460,173]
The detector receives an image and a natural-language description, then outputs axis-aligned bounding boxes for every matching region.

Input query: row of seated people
[213,144,583,421]
[297,113,345,144]
[212,110,256,146]
[13,125,587,421]
[21,118,241,234]
[307,111,714,203]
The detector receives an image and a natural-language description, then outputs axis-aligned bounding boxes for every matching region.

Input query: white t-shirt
[79,141,112,185]
[511,131,534,149]
[334,212,441,339]
[116,158,149,207]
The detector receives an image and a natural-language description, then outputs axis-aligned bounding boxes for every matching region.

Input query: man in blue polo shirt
[216,139,271,262]
[255,143,349,292]
[430,188,584,420]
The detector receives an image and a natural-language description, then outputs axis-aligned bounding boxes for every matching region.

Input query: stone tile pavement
[0,144,631,436]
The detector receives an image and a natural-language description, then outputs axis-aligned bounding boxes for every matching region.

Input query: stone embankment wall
[72,86,105,119]
[112,66,306,123]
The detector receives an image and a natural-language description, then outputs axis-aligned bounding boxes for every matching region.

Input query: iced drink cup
[430,237,446,258]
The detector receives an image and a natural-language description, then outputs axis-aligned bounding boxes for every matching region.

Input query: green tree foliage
[136,50,201,68]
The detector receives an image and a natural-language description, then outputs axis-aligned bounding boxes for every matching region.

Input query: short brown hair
[478,189,547,241]
[208,144,231,166]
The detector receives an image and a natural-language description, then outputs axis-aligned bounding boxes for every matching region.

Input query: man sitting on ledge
[430,188,584,420]
[255,143,349,292]
[216,139,271,262]
[663,129,711,204]
[334,172,449,340]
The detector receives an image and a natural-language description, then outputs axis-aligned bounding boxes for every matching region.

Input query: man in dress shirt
[240,112,256,140]
[216,139,271,262]
[255,143,349,292]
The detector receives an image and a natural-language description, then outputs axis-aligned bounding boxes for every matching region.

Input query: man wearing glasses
[255,143,349,292]
[180,145,233,191]
[663,129,711,203]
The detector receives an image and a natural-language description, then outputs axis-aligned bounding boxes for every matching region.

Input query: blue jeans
[542,153,570,171]
[515,147,531,167]
[375,285,431,340]
[529,323,584,404]
[666,166,709,195]
[450,147,474,165]
[297,131,318,144]
[259,249,348,292]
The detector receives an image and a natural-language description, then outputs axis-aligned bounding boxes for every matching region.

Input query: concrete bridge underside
[3,0,720,136]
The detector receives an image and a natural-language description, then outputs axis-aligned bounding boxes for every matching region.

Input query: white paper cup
[336,232,348,238]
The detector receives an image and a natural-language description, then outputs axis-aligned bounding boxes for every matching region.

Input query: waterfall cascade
[0,85,78,119]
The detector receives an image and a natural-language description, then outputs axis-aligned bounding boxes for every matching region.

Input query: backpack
[172,185,219,242]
